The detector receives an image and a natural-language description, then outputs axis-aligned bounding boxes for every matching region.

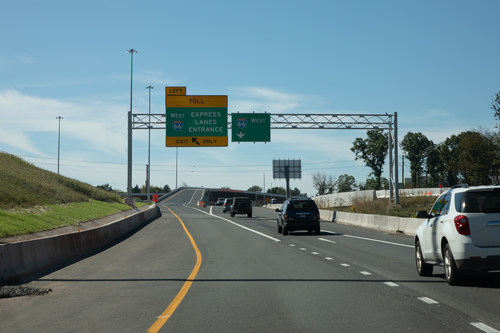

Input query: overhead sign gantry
[131,89,399,203]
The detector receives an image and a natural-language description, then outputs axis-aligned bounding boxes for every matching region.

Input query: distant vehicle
[276,199,320,235]
[223,198,233,213]
[215,198,225,206]
[271,198,278,204]
[414,184,500,285]
[230,197,252,217]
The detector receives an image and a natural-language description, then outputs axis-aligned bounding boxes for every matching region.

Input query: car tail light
[284,213,288,221]
[454,215,470,235]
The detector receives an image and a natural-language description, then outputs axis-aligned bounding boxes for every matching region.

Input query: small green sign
[231,113,271,142]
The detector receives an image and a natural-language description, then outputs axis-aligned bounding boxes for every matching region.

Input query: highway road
[1,188,499,332]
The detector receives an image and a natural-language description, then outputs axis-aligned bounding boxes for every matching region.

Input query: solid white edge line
[470,322,500,333]
[321,230,413,248]
[189,206,281,242]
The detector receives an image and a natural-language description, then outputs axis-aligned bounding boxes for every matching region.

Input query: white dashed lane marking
[418,297,439,304]
[470,322,500,333]
[318,237,336,244]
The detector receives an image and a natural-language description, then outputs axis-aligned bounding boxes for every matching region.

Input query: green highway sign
[166,95,228,147]
[231,113,271,142]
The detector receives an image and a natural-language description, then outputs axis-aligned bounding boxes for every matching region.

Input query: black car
[276,199,320,235]
[230,197,252,217]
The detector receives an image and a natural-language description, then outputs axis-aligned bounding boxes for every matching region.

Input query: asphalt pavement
[0,188,499,332]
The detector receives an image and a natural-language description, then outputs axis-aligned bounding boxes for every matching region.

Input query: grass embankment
[327,195,437,218]
[0,152,137,238]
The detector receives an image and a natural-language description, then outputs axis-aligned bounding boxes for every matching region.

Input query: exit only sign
[231,113,271,142]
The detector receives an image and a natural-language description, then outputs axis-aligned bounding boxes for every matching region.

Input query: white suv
[414,185,500,285]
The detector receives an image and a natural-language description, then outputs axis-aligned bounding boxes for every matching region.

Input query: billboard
[273,159,301,179]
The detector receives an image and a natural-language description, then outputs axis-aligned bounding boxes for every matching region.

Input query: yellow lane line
[147,207,202,333]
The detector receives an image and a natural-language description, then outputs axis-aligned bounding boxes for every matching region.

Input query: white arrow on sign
[237,132,246,139]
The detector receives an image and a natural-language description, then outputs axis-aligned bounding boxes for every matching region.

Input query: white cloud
[0,55,34,70]
[135,70,179,87]
[0,89,128,156]
[0,127,44,155]
[229,86,310,114]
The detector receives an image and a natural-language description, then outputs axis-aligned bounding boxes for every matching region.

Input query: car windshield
[287,201,318,212]
[462,189,500,213]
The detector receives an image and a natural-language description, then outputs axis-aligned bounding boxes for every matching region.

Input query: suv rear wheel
[443,244,462,285]
[283,226,288,235]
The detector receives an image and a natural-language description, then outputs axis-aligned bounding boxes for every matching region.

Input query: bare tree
[312,172,335,195]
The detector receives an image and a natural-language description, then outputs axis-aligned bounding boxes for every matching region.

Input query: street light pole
[146,85,154,201]
[126,49,137,206]
[56,116,63,174]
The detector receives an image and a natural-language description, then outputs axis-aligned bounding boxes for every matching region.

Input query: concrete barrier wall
[331,211,421,236]
[312,188,445,207]
[313,190,376,208]
[376,188,447,199]
[0,204,159,284]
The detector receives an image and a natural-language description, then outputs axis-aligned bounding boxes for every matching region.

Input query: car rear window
[287,201,318,212]
[462,189,500,213]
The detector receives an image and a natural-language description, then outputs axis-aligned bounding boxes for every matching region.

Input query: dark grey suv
[276,199,320,235]
[230,197,252,217]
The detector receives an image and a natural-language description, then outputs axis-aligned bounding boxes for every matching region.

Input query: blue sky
[1,0,499,196]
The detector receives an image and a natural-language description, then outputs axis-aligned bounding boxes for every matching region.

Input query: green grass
[0,200,133,237]
[0,152,145,238]
[0,153,122,209]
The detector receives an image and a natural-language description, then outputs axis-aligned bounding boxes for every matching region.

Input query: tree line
[97,183,172,194]
[312,91,500,195]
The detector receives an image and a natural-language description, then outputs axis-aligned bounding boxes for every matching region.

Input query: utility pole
[146,85,153,201]
[56,116,63,174]
[402,154,405,188]
[126,49,137,207]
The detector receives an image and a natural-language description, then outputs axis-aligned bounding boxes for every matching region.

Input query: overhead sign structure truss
[132,113,394,130]
[131,112,399,203]
[267,113,393,130]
